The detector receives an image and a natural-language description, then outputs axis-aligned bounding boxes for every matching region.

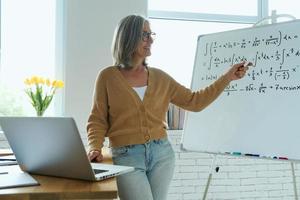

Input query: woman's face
[134,21,154,59]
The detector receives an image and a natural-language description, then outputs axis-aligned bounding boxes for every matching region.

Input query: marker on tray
[245,153,260,157]
[278,157,288,160]
[232,152,242,156]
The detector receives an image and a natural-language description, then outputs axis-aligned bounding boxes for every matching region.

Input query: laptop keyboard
[93,169,108,174]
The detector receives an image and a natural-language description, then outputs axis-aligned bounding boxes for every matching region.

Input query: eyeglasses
[142,31,156,42]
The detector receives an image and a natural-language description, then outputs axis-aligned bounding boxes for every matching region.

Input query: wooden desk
[0,148,118,200]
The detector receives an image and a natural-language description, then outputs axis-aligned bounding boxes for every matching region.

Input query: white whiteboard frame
[181,19,300,163]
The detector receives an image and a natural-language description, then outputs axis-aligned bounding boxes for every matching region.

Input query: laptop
[0,117,134,181]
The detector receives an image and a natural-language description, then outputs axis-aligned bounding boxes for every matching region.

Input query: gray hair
[111,15,148,69]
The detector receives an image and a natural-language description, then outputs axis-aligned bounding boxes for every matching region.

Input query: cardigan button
[144,134,150,141]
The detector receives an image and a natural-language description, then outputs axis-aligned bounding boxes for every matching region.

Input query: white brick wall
[1,130,299,200]
[167,130,300,200]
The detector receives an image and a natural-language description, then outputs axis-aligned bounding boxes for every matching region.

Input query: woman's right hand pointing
[225,61,252,81]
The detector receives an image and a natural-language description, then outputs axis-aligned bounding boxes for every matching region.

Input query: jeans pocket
[111,146,129,158]
[156,137,169,145]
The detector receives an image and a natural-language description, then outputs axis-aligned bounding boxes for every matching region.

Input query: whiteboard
[181,20,300,161]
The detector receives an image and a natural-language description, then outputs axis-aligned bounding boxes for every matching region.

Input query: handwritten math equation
[201,65,300,82]
[199,28,300,96]
[203,31,298,56]
[207,48,300,69]
[224,82,300,96]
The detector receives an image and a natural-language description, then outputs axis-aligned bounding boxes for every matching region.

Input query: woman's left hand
[225,61,252,81]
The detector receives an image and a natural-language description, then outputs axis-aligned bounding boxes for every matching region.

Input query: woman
[87,14,249,200]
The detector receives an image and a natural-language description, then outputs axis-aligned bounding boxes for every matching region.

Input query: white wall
[63,0,147,132]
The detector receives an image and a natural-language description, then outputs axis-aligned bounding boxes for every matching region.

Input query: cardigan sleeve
[169,74,231,112]
[86,70,109,152]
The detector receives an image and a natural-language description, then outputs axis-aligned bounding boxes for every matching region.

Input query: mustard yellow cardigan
[87,66,230,152]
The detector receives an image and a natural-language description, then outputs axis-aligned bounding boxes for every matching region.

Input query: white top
[132,86,147,100]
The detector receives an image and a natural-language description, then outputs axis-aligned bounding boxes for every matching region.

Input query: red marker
[278,157,288,160]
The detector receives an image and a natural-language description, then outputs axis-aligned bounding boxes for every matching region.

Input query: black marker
[245,154,260,157]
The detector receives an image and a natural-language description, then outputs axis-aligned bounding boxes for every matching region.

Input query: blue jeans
[111,137,175,200]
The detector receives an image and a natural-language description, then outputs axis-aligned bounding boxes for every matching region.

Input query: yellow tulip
[31,76,39,84]
[46,79,51,86]
[56,80,64,88]
[38,77,45,85]
[52,80,57,87]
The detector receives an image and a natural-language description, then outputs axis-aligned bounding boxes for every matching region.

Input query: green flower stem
[25,84,56,117]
